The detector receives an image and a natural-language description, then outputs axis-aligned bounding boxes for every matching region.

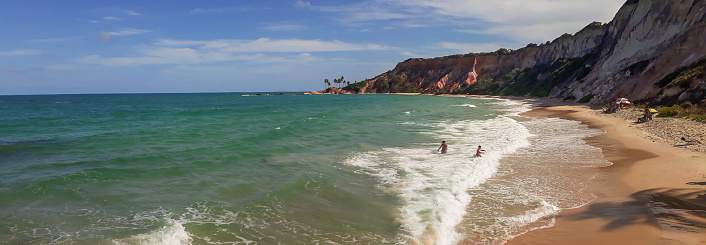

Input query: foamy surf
[345,100,532,245]
[114,219,192,245]
[455,104,611,244]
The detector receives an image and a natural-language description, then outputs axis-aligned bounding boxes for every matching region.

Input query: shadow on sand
[559,188,706,231]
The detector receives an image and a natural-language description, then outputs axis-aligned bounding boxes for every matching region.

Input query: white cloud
[126,10,142,16]
[92,28,151,43]
[262,23,307,31]
[307,0,623,43]
[78,52,298,67]
[309,1,416,22]
[220,38,388,52]
[103,16,122,20]
[29,37,75,43]
[109,28,152,36]
[155,38,389,52]
[296,0,312,7]
[190,7,250,14]
[401,51,424,57]
[349,11,413,22]
[436,42,510,54]
[3,68,27,73]
[48,64,87,70]
[0,49,42,56]
[95,32,112,42]
[406,0,620,24]
[78,38,390,67]
[458,21,592,44]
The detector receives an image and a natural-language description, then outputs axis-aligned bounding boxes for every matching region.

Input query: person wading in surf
[476,145,485,157]
[438,141,448,154]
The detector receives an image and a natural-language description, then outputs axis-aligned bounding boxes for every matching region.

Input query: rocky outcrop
[559,0,706,105]
[360,0,706,106]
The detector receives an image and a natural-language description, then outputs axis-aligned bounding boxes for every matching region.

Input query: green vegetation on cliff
[372,75,421,93]
[654,58,706,88]
[577,94,595,103]
[343,80,367,93]
[651,58,706,106]
[454,54,594,97]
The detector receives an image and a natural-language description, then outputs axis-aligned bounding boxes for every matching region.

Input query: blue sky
[1,0,624,95]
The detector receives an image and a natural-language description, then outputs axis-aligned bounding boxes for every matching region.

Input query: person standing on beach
[438,141,448,154]
[476,145,485,157]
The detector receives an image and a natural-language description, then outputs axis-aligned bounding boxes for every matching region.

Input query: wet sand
[507,105,706,245]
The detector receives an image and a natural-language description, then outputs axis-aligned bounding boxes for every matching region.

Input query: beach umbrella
[615,98,631,104]
[649,108,658,113]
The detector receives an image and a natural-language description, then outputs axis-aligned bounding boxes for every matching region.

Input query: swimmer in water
[476,145,485,157]
[438,141,448,154]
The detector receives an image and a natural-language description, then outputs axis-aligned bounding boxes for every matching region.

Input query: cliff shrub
[576,66,591,81]
[657,105,706,122]
[344,81,367,93]
[578,94,594,103]
[454,83,470,93]
[496,48,511,55]
[655,58,706,88]
[686,115,706,123]
[375,78,390,93]
[585,21,603,29]
[563,95,576,101]
[389,75,404,93]
[657,105,683,117]
[626,60,650,75]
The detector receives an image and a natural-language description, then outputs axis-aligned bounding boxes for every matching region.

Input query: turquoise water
[0,94,609,244]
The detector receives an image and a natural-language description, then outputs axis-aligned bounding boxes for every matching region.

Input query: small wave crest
[114,219,192,245]
[451,104,477,108]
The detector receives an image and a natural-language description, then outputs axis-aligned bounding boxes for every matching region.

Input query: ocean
[0,93,610,245]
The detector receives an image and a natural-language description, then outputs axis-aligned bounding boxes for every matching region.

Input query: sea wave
[114,219,193,245]
[344,102,532,245]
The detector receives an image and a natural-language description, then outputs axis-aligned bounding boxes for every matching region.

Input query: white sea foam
[495,200,560,244]
[488,99,532,116]
[114,219,192,245]
[456,111,612,244]
[344,100,532,245]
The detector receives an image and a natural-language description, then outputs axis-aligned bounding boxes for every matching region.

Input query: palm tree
[324,78,330,89]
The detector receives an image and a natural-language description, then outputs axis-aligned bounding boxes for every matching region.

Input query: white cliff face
[532,23,606,64]
[601,0,701,71]
[559,0,706,103]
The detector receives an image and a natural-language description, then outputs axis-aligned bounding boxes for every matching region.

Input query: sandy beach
[506,102,706,244]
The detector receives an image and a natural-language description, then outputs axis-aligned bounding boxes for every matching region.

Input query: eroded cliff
[358,0,706,106]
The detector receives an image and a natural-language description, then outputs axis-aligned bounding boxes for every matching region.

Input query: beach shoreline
[505,101,706,245]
